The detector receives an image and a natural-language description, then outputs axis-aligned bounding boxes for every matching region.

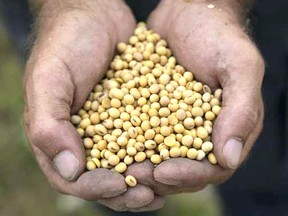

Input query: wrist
[148,0,253,39]
[34,0,135,45]
[158,0,251,26]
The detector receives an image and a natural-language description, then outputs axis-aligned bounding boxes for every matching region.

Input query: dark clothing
[125,0,159,22]
[1,0,288,215]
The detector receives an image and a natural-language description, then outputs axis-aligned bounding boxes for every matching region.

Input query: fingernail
[53,150,79,181]
[223,139,243,169]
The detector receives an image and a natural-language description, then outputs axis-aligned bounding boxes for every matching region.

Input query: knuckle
[248,48,265,78]
[225,40,265,78]
[30,120,57,150]
[241,104,258,131]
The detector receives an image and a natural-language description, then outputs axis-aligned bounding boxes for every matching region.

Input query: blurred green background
[0,18,223,216]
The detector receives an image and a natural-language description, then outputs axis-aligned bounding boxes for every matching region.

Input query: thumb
[24,58,86,181]
[213,63,264,169]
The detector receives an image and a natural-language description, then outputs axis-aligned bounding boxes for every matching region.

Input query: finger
[240,99,264,160]
[75,169,127,200]
[212,48,265,169]
[32,145,127,200]
[129,196,165,212]
[125,160,156,186]
[126,160,206,196]
[24,59,87,181]
[98,185,155,211]
[154,158,233,186]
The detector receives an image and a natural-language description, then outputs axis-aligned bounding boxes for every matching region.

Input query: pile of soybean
[71,23,222,187]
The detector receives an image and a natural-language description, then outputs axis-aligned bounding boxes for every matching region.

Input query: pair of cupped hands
[24,0,264,212]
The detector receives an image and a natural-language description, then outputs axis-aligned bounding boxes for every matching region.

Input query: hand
[143,0,264,192]
[24,0,163,212]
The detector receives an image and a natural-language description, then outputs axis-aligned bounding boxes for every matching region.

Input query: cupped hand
[24,0,163,212]
[143,0,265,192]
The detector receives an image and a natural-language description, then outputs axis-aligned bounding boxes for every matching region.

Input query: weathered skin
[24,0,164,212]
[24,0,264,212]
[146,0,264,192]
